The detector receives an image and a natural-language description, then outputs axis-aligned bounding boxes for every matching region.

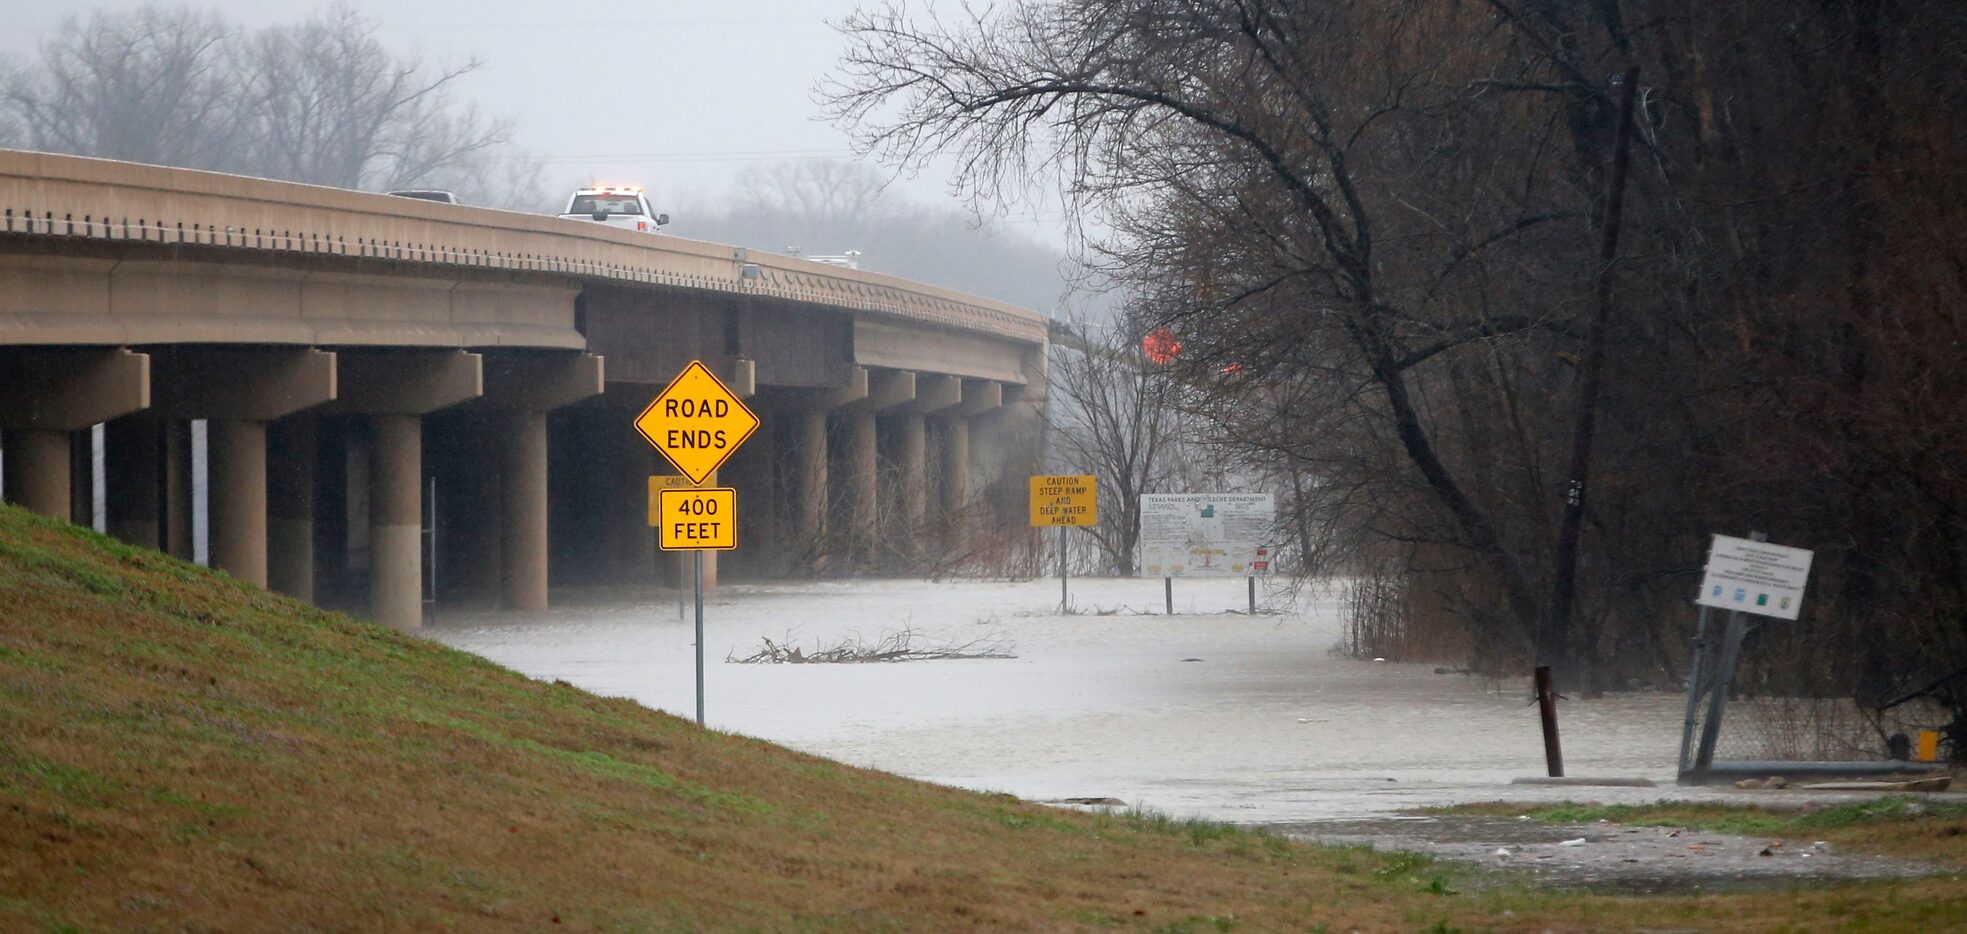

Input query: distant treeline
[0,5,536,206]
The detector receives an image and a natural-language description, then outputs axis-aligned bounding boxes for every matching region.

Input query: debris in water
[1558,838,1587,847]
[728,628,1014,664]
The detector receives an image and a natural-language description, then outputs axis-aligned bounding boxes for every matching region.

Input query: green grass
[3,501,1966,931]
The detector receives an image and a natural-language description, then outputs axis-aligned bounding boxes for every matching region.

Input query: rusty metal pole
[1536,665,1564,777]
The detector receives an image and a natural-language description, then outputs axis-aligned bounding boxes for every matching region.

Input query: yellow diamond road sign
[634,360,759,485]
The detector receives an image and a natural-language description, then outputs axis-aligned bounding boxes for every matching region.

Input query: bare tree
[235,4,511,191]
[824,0,1967,750]
[734,159,891,229]
[0,3,537,207]
[0,6,243,170]
[1047,315,1184,575]
[826,0,1585,659]
[685,159,1081,313]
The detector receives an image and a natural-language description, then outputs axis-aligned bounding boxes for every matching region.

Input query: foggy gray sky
[1,0,1069,240]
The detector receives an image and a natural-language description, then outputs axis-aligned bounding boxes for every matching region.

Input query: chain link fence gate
[1677,599,1953,782]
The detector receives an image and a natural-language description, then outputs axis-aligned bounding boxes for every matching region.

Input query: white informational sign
[1139,492,1275,578]
[1694,534,1815,621]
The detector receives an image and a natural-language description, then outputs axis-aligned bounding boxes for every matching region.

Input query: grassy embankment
[3,501,1966,931]
[1448,798,1967,870]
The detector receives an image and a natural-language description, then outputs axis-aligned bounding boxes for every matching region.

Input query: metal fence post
[1687,531,1766,781]
[1677,604,1715,776]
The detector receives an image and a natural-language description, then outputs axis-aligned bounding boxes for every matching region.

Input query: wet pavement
[1274,813,1938,893]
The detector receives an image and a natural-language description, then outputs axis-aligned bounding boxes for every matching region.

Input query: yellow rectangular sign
[647,475,704,526]
[1030,474,1098,527]
[657,487,737,551]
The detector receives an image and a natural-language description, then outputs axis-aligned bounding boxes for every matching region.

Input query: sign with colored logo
[1694,534,1814,621]
[1139,492,1275,577]
[1029,475,1098,527]
[633,361,759,485]
[656,487,737,551]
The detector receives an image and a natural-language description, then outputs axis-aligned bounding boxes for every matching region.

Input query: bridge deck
[0,148,1046,347]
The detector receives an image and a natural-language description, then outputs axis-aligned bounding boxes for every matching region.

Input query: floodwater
[426,576,1714,823]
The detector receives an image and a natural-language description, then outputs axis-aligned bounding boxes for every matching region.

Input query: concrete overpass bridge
[0,149,1047,628]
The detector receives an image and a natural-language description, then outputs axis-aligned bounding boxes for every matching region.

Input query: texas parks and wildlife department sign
[1695,534,1814,621]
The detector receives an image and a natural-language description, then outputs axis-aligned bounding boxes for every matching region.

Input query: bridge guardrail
[0,148,1047,345]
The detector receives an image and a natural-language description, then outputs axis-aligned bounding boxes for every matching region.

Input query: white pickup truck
[558,185,669,233]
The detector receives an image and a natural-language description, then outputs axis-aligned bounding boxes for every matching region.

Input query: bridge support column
[0,348,152,522]
[845,410,878,545]
[1,430,72,520]
[733,415,779,576]
[795,409,829,545]
[369,415,422,630]
[898,414,927,536]
[891,373,962,554]
[477,353,602,610]
[500,410,549,611]
[268,417,316,601]
[149,348,337,589]
[835,370,912,567]
[209,419,268,586]
[325,350,483,629]
[940,380,1002,548]
[940,416,971,524]
[104,418,162,549]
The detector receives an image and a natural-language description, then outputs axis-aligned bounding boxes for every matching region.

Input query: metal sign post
[655,486,737,728]
[1676,604,1715,773]
[1678,530,1811,783]
[636,360,756,730]
[1029,474,1097,614]
[704,550,712,727]
[1054,526,1070,613]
